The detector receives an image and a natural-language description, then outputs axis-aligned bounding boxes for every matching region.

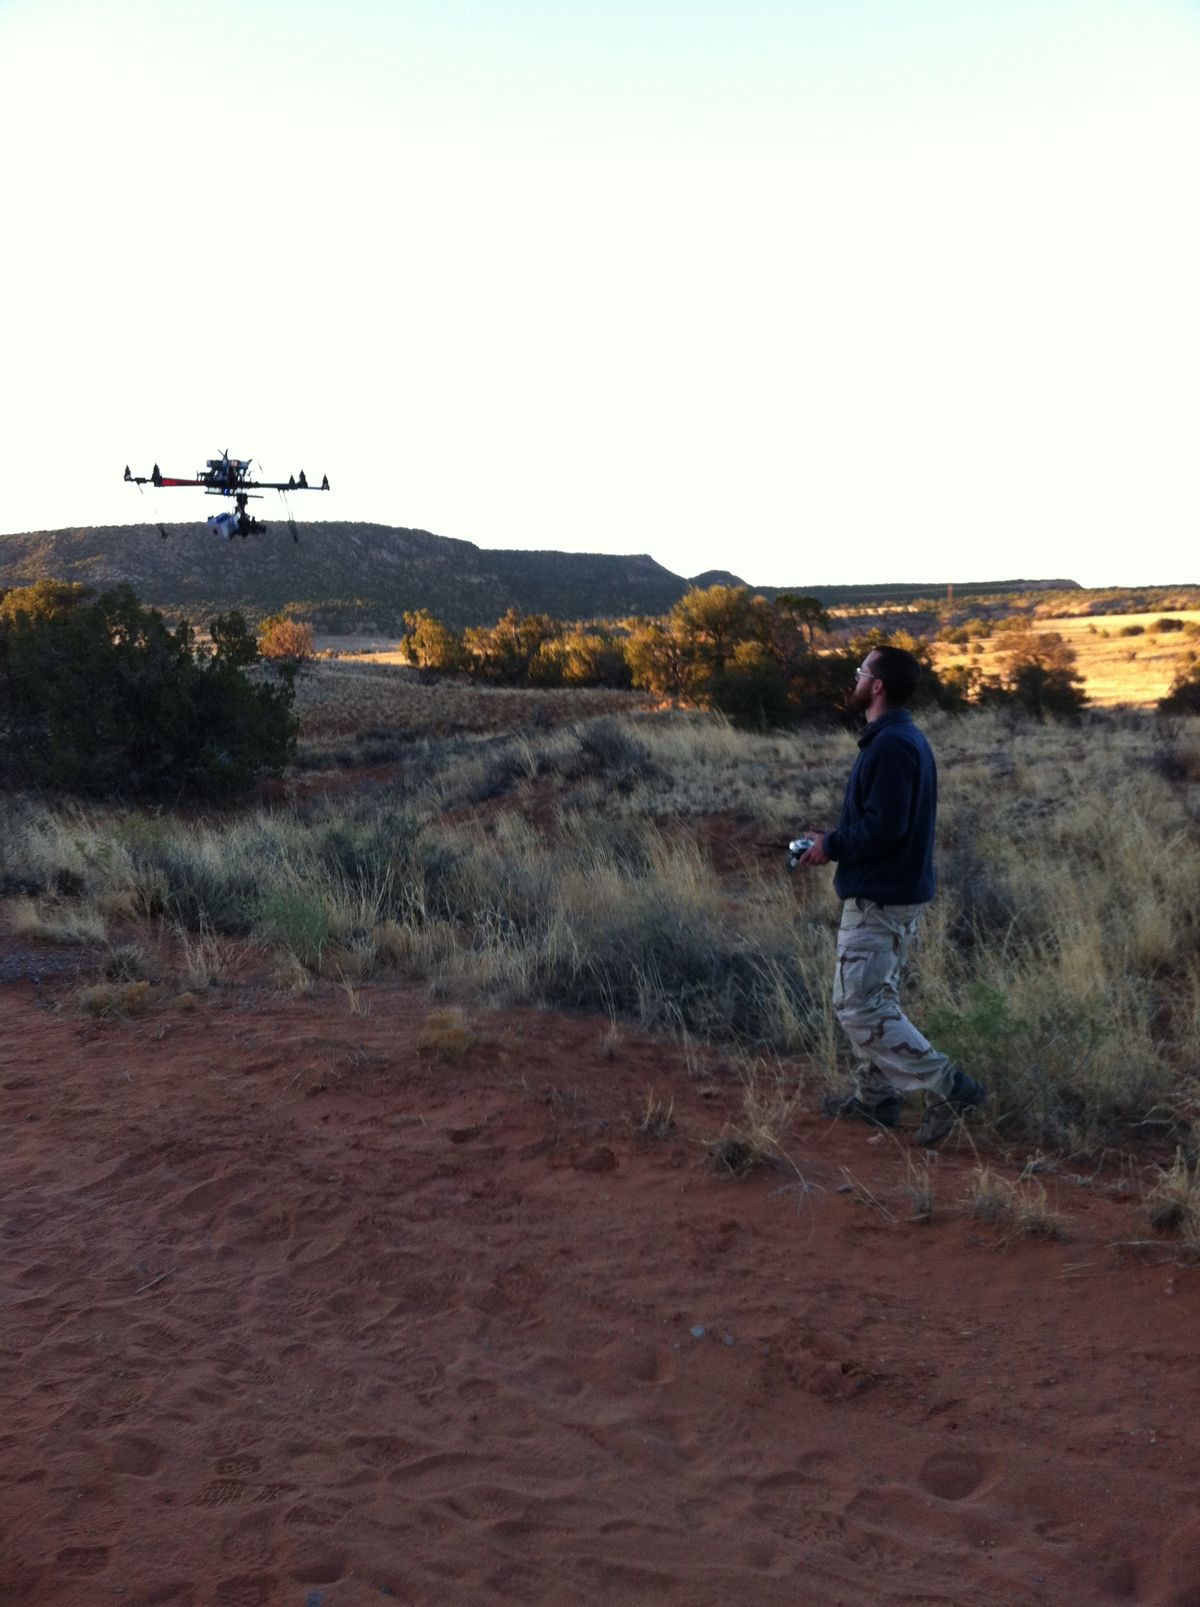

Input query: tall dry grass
[1,707,1197,1152]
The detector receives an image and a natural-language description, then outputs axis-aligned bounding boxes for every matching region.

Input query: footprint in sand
[523,1352,586,1399]
[191,1479,250,1508]
[1098,1556,1141,1600]
[109,1433,165,1476]
[55,1544,110,1576]
[755,1448,848,1493]
[251,1482,298,1505]
[214,1576,277,1607]
[287,1545,347,1585]
[456,1376,498,1404]
[130,1581,196,1604]
[918,1448,991,1501]
[388,1350,446,1398]
[209,1422,266,1457]
[345,1432,410,1469]
[219,1514,276,1568]
[210,1342,252,1371]
[443,1484,527,1523]
[17,1261,56,1286]
[284,1500,351,1530]
[1146,1512,1200,1606]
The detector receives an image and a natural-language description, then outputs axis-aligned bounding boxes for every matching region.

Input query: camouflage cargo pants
[832,898,955,1105]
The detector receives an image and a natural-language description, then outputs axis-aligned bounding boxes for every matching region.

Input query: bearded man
[797,645,986,1146]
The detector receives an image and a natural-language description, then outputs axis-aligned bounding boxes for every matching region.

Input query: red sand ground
[3,963,1200,1607]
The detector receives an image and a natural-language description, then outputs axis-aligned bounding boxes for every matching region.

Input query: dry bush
[174,922,241,990]
[631,1089,676,1141]
[0,799,140,903]
[103,942,156,982]
[417,1007,475,1061]
[320,938,379,984]
[1146,1149,1200,1239]
[598,1021,622,1061]
[965,1163,1064,1240]
[965,1163,1010,1224]
[259,615,315,664]
[1006,1175,1064,1240]
[339,976,370,1016]
[271,955,315,997]
[79,979,152,1018]
[8,897,107,945]
[903,1152,936,1223]
[709,1061,802,1177]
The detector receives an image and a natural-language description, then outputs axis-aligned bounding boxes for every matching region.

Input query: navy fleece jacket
[824,709,937,905]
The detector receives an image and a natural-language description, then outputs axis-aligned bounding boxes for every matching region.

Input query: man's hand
[798,830,830,867]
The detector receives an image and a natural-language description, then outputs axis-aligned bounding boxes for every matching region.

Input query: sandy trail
[2,971,1199,1607]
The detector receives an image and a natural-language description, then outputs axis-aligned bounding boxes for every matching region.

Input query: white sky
[1,0,1196,587]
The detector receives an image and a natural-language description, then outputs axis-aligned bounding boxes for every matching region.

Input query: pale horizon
[2,0,1197,592]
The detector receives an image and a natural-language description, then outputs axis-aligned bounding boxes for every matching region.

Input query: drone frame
[123,451,330,541]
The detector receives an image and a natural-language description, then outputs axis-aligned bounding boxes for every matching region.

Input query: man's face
[851,651,881,710]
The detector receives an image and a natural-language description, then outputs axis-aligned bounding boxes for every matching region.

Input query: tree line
[394,584,1108,724]
[2,579,1195,804]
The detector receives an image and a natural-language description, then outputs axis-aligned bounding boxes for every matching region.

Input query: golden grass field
[293,654,651,741]
[933,610,1200,707]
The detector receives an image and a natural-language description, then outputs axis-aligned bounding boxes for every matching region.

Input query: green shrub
[256,889,331,965]
[928,982,1026,1078]
[0,585,296,799]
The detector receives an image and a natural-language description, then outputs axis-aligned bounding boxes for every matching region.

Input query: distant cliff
[0,519,1079,631]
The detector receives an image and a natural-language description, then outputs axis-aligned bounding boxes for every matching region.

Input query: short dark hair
[869,645,921,706]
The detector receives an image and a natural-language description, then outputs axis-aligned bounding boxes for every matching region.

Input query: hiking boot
[820,1089,902,1129]
[912,1068,987,1147]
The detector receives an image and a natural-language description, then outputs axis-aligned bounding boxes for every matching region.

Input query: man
[796,644,985,1146]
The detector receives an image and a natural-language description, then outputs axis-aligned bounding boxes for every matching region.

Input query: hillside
[0,518,1078,631]
[0,522,694,632]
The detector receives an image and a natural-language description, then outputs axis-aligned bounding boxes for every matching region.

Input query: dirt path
[2,975,1198,1606]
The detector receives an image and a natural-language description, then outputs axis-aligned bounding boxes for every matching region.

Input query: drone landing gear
[233,493,264,539]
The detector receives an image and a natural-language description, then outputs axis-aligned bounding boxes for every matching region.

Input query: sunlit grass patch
[8,897,108,946]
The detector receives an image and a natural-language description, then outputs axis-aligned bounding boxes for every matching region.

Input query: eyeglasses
[854,664,877,681]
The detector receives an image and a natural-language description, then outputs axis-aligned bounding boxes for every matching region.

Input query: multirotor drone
[123,451,329,541]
